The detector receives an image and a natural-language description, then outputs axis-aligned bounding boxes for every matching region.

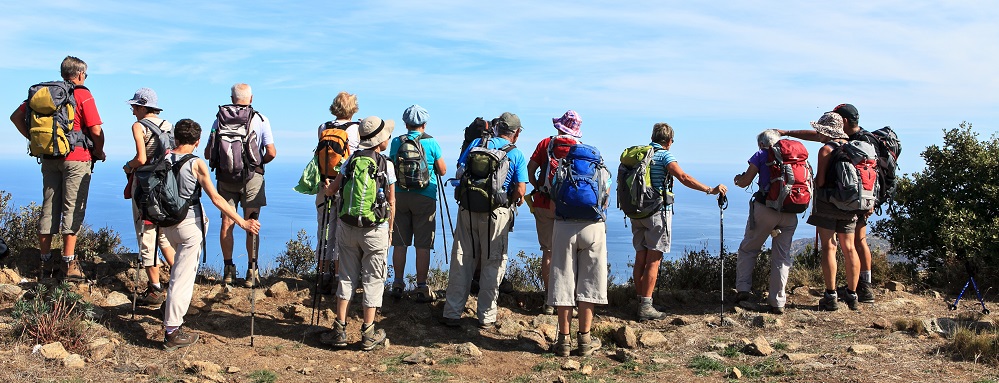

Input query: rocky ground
[0,252,997,383]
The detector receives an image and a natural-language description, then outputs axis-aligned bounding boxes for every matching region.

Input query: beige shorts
[630,210,672,253]
[391,192,437,249]
[336,222,389,308]
[547,220,608,307]
[40,159,92,235]
[217,175,267,211]
[532,206,555,254]
[132,200,173,267]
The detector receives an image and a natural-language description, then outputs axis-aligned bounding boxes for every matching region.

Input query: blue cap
[402,104,429,127]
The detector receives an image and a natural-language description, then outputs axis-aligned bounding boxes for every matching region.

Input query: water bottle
[376,187,386,205]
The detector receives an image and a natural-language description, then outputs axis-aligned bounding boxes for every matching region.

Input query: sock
[640,297,653,305]
[825,289,837,296]
[165,326,179,334]
[40,252,53,262]
[62,254,75,262]
[361,322,374,333]
[394,276,404,284]
[224,259,235,266]
[417,282,428,288]
[151,283,162,290]
[860,270,872,283]
[847,289,856,295]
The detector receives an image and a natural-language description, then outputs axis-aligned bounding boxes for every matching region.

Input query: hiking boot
[734,291,755,304]
[222,264,237,285]
[360,324,387,351]
[62,259,85,281]
[577,333,602,357]
[138,283,167,306]
[770,306,785,315]
[818,293,839,311]
[413,285,436,303]
[321,320,348,348]
[244,268,260,288]
[163,328,199,351]
[390,281,405,299]
[637,303,668,322]
[37,256,60,280]
[478,321,495,330]
[499,278,514,294]
[843,292,860,311]
[439,317,462,328]
[543,305,555,315]
[553,334,572,357]
[470,278,480,295]
[857,281,876,303]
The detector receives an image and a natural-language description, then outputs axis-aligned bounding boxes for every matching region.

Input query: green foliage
[657,248,771,291]
[247,369,278,383]
[687,355,725,376]
[275,229,315,276]
[947,327,999,365]
[0,190,42,257]
[11,283,95,354]
[874,123,999,284]
[504,250,544,292]
[76,224,128,256]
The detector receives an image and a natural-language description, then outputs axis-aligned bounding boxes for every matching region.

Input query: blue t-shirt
[456,137,529,191]
[389,130,443,200]
[649,142,677,211]
[748,149,771,192]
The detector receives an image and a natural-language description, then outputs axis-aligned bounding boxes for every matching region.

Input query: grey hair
[757,129,781,148]
[231,83,252,103]
[60,56,87,81]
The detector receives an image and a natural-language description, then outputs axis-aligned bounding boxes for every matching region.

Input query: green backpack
[616,145,672,219]
[338,150,389,227]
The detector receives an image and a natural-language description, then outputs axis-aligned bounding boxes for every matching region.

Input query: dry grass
[948,328,999,364]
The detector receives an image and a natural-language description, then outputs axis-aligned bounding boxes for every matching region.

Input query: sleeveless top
[141,117,174,162]
[169,152,200,219]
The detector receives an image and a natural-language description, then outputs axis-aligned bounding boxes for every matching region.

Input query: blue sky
[2,1,998,179]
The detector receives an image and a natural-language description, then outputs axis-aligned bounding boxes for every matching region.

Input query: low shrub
[947,327,999,365]
[276,229,315,277]
[11,283,96,354]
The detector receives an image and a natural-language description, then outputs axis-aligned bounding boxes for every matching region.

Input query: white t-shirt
[318,120,360,153]
[211,109,274,159]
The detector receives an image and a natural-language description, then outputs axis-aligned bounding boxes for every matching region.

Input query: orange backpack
[316,121,355,178]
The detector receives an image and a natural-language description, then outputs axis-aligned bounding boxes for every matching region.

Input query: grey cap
[126,87,160,110]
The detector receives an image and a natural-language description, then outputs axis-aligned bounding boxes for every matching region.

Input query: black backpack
[855,126,901,213]
[134,154,202,227]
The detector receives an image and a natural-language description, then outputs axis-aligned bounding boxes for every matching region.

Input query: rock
[0,284,23,302]
[496,307,513,320]
[266,281,289,297]
[39,342,68,360]
[709,343,728,351]
[87,337,115,361]
[561,360,581,371]
[781,353,818,362]
[701,351,725,362]
[614,325,638,348]
[886,281,905,292]
[0,268,21,284]
[103,291,131,307]
[729,366,743,379]
[750,315,783,329]
[456,342,483,357]
[278,304,309,322]
[496,318,523,337]
[226,366,241,373]
[670,316,691,326]
[722,317,741,327]
[403,347,430,364]
[923,318,959,336]
[743,336,774,356]
[638,330,668,348]
[184,360,225,383]
[797,362,833,371]
[651,357,669,365]
[972,319,996,333]
[62,353,85,368]
[518,330,549,352]
[581,364,593,375]
[930,290,942,299]
[848,344,878,355]
[300,367,314,375]
[537,324,558,341]
[872,318,891,330]
[374,364,388,372]
[616,348,640,362]
[532,314,557,327]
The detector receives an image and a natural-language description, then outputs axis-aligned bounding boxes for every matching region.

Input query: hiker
[124,87,176,306]
[205,83,276,288]
[779,105,880,305]
[322,116,395,351]
[388,105,447,302]
[787,112,863,310]
[441,112,528,328]
[159,118,260,351]
[732,129,805,315]
[314,91,361,295]
[9,56,106,281]
[628,122,727,321]
[527,110,583,315]
[547,139,612,357]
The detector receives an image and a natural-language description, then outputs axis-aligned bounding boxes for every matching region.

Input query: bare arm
[195,159,259,234]
[10,105,28,139]
[734,163,760,188]
[814,144,834,188]
[387,183,395,232]
[511,182,527,206]
[87,123,106,161]
[262,143,276,164]
[434,157,447,177]
[125,122,146,172]
[324,173,344,197]
[527,160,541,188]
[779,129,825,143]
[667,162,727,195]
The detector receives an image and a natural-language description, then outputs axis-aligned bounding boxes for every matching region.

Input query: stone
[518,330,549,352]
[0,268,21,284]
[300,367,314,375]
[670,316,691,326]
[886,281,905,292]
[226,366,241,373]
[750,315,783,329]
[184,360,225,383]
[722,317,741,327]
[614,325,638,348]
[616,348,640,362]
[496,318,523,337]
[923,317,959,336]
[456,342,483,357]
[729,367,743,379]
[39,342,69,360]
[872,318,891,330]
[63,353,85,368]
[743,336,774,356]
[278,304,309,322]
[103,291,131,307]
[700,352,725,362]
[931,290,942,299]
[87,337,115,361]
[797,362,833,371]
[374,364,388,372]
[651,358,669,365]
[580,364,593,375]
[537,324,558,342]
[848,344,878,355]
[709,342,728,351]
[638,330,668,348]
[561,360,581,371]
[266,281,289,297]
[403,347,430,364]
[0,284,23,302]
[532,314,557,327]
[972,319,996,333]
[781,353,818,362]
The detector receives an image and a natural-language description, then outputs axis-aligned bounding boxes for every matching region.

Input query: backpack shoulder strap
[419,133,432,140]
[322,121,335,131]
[500,143,516,152]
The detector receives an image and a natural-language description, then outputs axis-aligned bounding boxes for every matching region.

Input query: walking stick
[248,211,259,347]
[718,194,728,324]
[312,197,330,326]
[436,176,450,262]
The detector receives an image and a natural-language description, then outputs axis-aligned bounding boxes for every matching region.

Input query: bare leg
[415,248,431,284]
[817,227,838,291]
[392,246,407,283]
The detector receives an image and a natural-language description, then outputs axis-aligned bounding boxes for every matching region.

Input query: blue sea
[1,160,822,280]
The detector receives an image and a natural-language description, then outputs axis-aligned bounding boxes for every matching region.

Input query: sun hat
[402,104,429,127]
[810,112,848,139]
[358,116,395,149]
[493,112,522,134]
[126,88,160,110]
[832,103,859,123]
[552,110,582,138]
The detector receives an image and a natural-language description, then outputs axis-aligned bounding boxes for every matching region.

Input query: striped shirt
[649,142,676,211]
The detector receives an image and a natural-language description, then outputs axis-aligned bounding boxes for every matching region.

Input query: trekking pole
[436,176,449,263]
[311,197,329,326]
[248,211,259,347]
[718,193,728,324]
[439,175,456,236]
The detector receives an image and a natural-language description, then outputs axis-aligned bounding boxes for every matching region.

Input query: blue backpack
[552,144,611,221]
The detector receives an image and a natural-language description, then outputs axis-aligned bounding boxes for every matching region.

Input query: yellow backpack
[26,81,77,157]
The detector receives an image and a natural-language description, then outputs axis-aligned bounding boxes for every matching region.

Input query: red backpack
[540,135,581,195]
[762,139,812,213]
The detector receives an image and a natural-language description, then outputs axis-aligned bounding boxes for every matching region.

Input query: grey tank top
[169,153,200,218]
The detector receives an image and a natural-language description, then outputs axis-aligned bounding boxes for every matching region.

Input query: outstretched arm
[194,158,259,234]
[778,129,825,143]
[667,162,727,195]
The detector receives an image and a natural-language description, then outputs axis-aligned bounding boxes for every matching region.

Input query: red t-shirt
[18,86,102,162]
[528,135,579,209]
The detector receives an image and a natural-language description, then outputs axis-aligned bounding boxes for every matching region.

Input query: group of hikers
[8,56,900,357]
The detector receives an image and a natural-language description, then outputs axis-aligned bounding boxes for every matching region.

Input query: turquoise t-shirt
[456,137,530,191]
[389,130,443,200]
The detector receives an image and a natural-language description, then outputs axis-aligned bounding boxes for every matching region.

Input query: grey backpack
[824,140,879,212]
[205,104,262,183]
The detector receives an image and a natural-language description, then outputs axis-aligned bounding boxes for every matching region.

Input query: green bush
[11,283,95,354]
[505,251,544,292]
[0,191,41,257]
[276,229,315,276]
